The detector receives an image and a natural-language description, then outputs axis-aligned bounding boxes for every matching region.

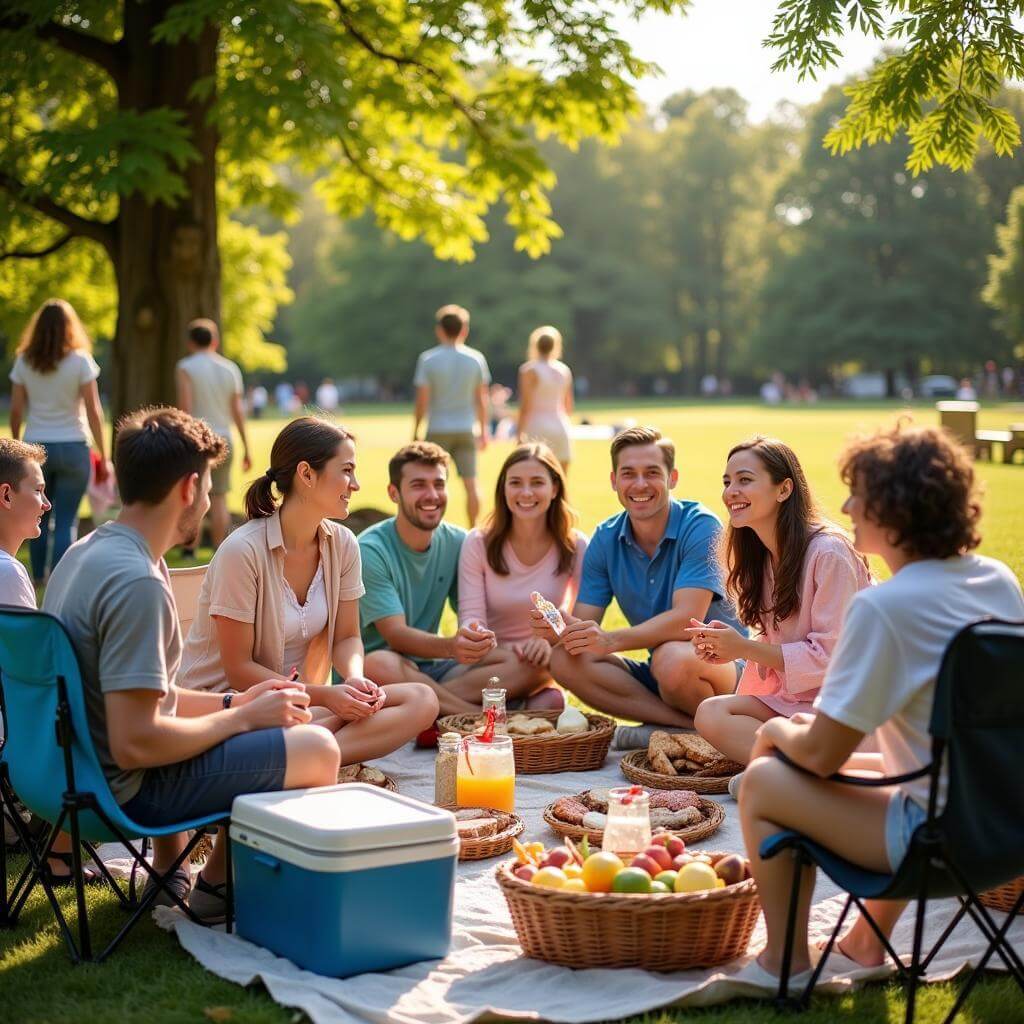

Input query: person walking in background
[413,305,490,526]
[517,326,573,471]
[8,298,108,585]
[249,383,268,419]
[316,377,340,413]
[175,318,252,552]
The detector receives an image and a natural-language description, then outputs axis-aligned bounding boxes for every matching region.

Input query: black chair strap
[774,748,933,787]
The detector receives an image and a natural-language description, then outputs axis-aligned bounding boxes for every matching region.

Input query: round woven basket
[439,806,526,861]
[496,853,760,971]
[437,709,614,774]
[543,794,724,846]
[979,875,1024,915]
[620,749,737,795]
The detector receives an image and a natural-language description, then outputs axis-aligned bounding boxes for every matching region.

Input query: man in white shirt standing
[412,305,490,527]
[175,319,252,551]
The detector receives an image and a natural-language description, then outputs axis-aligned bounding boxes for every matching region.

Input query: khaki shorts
[426,431,476,479]
[210,438,233,496]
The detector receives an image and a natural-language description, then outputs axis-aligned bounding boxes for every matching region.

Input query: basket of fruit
[336,763,398,792]
[979,874,1024,915]
[437,708,615,774]
[444,806,526,861]
[498,837,760,971]
[620,733,743,795]
[544,788,724,846]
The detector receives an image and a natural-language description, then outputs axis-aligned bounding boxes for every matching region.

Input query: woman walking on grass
[517,326,574,471]
[8,299,108,584]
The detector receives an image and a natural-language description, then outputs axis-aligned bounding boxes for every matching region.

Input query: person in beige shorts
[176,318,252,550]
[412,305,490,526]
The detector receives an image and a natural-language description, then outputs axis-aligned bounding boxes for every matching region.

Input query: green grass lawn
[4,399,1024,1023]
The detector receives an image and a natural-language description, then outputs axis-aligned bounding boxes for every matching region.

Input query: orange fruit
[581,851,624,892]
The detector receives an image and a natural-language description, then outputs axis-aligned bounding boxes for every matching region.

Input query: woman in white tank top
[516,326,574,469]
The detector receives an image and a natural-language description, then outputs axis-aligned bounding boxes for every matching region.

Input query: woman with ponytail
[690,436,871,776]
[180,417,438,765]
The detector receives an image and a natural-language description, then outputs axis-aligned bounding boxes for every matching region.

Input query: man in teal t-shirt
[360,442,540,715]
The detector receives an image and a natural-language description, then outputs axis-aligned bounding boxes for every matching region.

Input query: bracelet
[222,691,236,710]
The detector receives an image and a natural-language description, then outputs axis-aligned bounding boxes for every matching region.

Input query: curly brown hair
[839,423,982,560]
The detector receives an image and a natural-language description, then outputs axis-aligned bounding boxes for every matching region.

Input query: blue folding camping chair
[0,605,233,962]
[761,619,1024,1024]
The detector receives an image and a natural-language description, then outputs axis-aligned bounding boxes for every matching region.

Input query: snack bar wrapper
[531,591,566,636]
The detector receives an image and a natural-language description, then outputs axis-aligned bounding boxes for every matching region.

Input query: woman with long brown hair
[179,417,437,766]
[516,326,574,470]
[690,436,870,775]
[457,442,587,706]
[9,299,108,583]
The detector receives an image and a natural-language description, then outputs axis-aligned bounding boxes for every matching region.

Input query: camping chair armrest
[773,749,932,787]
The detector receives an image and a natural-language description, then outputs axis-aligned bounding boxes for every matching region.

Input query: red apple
[541,847,572,870]
[629,854,661,878]
[663,835,685,858]
[514,865,537,882]
[642,845,673,872]
[713,854,746,886]
[673,853,693,870]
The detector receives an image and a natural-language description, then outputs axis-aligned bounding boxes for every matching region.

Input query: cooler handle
[253,852,281,872]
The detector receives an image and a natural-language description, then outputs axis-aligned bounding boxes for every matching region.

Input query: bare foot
[816,927,887,968]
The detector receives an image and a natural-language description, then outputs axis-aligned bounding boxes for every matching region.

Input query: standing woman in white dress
[517,326,574,471]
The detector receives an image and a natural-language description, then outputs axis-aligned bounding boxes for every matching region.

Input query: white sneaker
[727,770,744,800]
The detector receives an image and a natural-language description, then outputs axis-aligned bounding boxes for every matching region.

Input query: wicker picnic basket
[543,793,725,847]
[620,749,738,795]
[979,875,1024,915]
[437,709,615,774]
[439,806,525,861]
[496,853,760,971]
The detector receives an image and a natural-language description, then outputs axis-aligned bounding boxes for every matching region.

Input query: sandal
[141,866,192,909]
[43,850,103,888]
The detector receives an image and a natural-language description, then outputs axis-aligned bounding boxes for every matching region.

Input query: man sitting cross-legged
[42,407,341,922]
[531,426,744,730]
[360,442,547,716]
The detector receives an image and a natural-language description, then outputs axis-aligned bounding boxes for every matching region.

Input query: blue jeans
[30,440,91,582]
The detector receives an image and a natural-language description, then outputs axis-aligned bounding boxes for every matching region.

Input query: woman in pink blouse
[458,443,587,707]
[691,436,871,766]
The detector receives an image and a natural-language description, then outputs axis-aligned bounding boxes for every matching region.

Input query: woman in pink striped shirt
[691,437,871,765]
[458,443,587,707]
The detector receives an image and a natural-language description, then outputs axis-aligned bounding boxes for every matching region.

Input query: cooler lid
[231,783,456,854]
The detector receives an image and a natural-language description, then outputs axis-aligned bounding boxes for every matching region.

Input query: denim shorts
[415,657,461,683]
[119,728,287,827]
[885,790,928,871]
[621,654,746,695]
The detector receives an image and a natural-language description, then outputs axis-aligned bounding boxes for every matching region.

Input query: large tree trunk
[111,3,220,419]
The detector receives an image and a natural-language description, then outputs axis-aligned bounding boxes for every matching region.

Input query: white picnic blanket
[149,745,1023,1024]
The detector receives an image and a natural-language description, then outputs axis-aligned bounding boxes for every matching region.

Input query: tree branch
[332,1,491,142]
[0,13,123,80]
[0,232,73,262]
[0,172,116,255]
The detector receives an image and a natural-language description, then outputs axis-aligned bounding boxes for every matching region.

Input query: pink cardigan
[458,528,588,644]
[737,530,872,715]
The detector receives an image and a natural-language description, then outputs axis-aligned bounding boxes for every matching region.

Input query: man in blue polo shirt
[532,426,743,728]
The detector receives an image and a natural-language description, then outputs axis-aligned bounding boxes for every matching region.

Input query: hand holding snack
[530,591,565,635]
[453,621,497,664]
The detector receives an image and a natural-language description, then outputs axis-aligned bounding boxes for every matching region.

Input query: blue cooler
[230,783,458,977]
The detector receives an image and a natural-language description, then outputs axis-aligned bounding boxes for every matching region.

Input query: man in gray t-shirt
[175,318,252,550]
[412,304,490,526]
[42,406,339,920]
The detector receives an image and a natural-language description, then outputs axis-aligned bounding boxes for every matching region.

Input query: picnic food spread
[453,807,502,840]
[551,787,705,831]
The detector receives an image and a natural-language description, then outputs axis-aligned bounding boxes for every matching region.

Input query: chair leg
[775,849,809,1009]
[904,869,931,1024]
[66,805,92,962]
[224,827,234,935]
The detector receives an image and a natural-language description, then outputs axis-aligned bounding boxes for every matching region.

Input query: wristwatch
[222,691,236,709]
